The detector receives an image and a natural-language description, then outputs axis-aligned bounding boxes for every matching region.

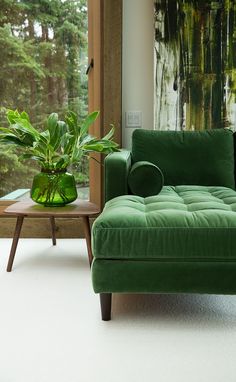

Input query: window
[0,0,89,199]
[0,0,122,237]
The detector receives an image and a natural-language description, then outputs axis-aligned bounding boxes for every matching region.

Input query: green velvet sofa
[91,129,236,320]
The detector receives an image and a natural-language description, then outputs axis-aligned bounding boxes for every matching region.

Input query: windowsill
[0,187,90,202]
[0,189,30,201]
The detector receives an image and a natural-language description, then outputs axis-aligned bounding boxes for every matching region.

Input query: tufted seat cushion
[92,186,236,261]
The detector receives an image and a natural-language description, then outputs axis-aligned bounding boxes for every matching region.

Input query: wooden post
[88,0,122,209]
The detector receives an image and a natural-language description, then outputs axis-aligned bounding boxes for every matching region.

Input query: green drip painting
[154,0,236,131]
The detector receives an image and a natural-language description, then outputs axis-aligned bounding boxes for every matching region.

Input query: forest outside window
[0,0,89,201]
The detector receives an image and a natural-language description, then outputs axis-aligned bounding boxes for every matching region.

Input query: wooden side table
[4,199,100,272]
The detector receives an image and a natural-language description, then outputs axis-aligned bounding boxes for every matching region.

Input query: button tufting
[94,185,236,260]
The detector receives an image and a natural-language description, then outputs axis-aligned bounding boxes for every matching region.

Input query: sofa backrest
[132,129,235,189]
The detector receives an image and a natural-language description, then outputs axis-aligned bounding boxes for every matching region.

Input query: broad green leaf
[20,111,30,122]
[13,119,40,138]
[50,129,61,151]
[58,121,67,136]
[82,137,118,150]
[65,111,78,135]
[91,139,118,147]
[6,109,20,124]
[33,140,48,155]
[29,148,47,161]
[51,121,67,151]
[47,144,55,153]
[47,113,58,136]
[19,153,45,162]
[19,132,35,146]
[102,125,115,141]
[40,130,50,143]
[39,132,49,145]
[83,143,104,152]
[71,147,83,163]
[80,111,99,137]
[0,127,14,134]
[79,134,97,146]
[0,134,28,146]
[61,132,76,155]
[55,155,70,169]
[9,123,38,145]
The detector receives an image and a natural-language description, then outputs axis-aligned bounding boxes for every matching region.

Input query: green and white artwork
[154,0,236,130]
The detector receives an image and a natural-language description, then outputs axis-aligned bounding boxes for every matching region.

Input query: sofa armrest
[104,150,132,202]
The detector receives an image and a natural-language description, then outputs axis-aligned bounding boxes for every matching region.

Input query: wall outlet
[126,111,142,128]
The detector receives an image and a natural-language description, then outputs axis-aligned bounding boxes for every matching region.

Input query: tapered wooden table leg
[7,216,24,272]
[82,216,93,266]
[50,217,56,246]
[4,200,100,271]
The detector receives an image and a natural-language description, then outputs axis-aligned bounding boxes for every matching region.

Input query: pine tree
[0,0,88,197]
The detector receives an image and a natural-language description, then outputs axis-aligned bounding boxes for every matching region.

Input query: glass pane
[0,0,88,200]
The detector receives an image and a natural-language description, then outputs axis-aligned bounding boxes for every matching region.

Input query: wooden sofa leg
[100,293,112,321]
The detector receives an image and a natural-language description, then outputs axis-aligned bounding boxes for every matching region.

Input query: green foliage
[0,0,88,120]
[0,109,119,171]
[0,145,38,197]
[0,0,89,196]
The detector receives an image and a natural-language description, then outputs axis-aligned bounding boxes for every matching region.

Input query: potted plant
[0,109,119,206]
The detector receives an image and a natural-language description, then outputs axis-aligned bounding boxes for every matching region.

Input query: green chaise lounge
[91,129,236,320]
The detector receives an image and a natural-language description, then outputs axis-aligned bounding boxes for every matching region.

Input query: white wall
[122,0,154,149]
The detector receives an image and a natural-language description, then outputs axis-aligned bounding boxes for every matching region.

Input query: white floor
[0,239,236,382]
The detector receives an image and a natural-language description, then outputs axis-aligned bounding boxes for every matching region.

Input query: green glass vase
[31,169,78,207]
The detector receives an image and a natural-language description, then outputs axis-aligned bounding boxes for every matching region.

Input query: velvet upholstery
[92,129,236,306]
[92,260,236,294]
[128,161,164,197]
[104,149,131,202]
[92,186,236,261]
[132,129,235,189]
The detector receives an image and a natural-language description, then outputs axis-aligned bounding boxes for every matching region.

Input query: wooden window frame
[0,0,122,237]
[88,0,122,210]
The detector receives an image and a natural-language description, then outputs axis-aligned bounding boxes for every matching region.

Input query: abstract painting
[154,0,236,130]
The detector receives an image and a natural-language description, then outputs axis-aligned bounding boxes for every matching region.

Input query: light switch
[126,111,142,128]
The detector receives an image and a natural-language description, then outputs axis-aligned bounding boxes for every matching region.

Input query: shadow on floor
[10,252,89,272]
[112,293,236,327]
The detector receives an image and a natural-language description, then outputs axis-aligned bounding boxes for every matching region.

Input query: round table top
[4,199,100,218]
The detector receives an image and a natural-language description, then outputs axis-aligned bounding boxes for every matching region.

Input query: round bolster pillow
[128,161,164,197]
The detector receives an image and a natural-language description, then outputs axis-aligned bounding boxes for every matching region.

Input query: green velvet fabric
[104,150,132,202]
[92,186,236,260]
[92,259,236,294]
[92,129,236,298]
[132,129,235,189]
[128,161,164,197]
